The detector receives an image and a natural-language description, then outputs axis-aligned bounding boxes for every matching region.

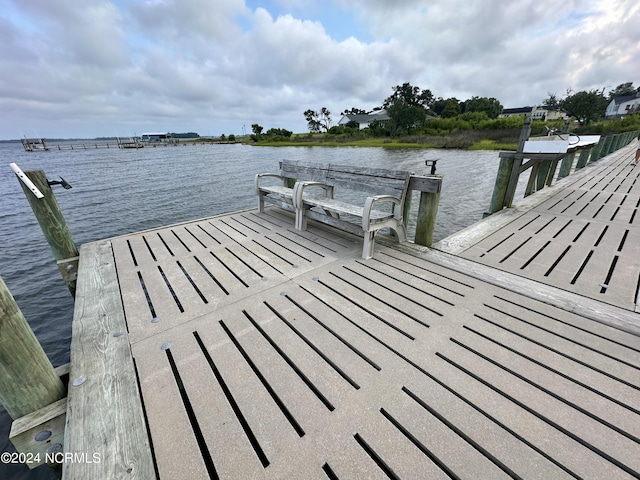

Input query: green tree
[304,107,332,133]
[561,90,608,125]
[266,128,293,138]
[383,82,434,109]
[341,108,367,115]
[441,98,461,118]
[432,97,447,117]
[382,83,433,136]
[608,82,637,99]
[542,93,561,107]
[367,119,389,137]
[386,100,427,135]
[463,96,503,118]
[251,124,263,135]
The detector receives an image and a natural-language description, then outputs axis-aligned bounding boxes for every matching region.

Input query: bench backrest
[279,160,411,199]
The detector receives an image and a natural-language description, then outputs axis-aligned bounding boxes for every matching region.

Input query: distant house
[532,106,567,121]
[141,132,172,142]
[338,110,391,130]
[605,94,640,119]
[499,106,567,121]
[499,107,533,118]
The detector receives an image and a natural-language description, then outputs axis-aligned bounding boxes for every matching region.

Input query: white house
[605,93,640,119]
[141,132,172,142]
[338,110,391,130]
[499,106,567,121]
[499,107,533,118]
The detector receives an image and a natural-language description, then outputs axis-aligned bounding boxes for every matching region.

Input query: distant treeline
[169,132,200,139]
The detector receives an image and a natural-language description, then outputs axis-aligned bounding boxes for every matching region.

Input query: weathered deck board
[63,240,154,479]
[64,145,640,479]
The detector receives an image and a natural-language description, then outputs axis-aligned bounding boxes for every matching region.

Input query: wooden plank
[408,175,442,193]
[10,397,66,469]
[63,240,154,480]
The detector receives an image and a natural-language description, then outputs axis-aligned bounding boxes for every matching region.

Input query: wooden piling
[557,152,575,179]
[407,174,442,247]
[535,159,552,190]
[600,135,614,157]
[0,275,65,420]
[414,189,440,247]
[575,148,591,169]
[487,116,532,214]
[487,157,514,214]
[16,170,79,296]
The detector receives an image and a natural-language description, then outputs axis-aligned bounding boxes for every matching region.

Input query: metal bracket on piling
[9,163,44,199]
[57,256,79,284]
[425,159,439,175]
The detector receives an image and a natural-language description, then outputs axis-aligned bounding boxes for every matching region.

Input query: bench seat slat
[303,196,393,221]
[260,185,294,197]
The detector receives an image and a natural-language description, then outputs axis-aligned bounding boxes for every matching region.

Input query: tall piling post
[557,152,575,179]
[488,115,531,214]
[14,169,79,297]
[0,275,65,420]
[414,188,440,247]
[575,148,591,170]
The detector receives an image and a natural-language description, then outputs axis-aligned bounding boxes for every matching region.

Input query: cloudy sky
[1,0,638,139]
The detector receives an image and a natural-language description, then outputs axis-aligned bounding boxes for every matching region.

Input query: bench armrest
[293,181,334,208]
[255,173,284,194]
[362,195,403,230]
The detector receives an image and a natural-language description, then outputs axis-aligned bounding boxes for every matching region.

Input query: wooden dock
[62,143,640,479]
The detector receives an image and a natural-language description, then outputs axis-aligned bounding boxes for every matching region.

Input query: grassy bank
[252,129,521,150]
[248,113,640,150]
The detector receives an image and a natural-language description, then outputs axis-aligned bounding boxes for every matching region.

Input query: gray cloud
[0,0,638,139]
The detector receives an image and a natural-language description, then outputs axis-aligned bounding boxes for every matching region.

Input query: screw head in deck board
[151,317,160,323]
[112,330,124,337]
[280,291,287,296]
[160,342,172,350]
[261,276,268,281]
[34,430,52,442]
[72,375,87,387]
[46,443,62,454]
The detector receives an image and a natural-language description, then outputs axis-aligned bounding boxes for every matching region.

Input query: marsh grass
[254,128,520,150]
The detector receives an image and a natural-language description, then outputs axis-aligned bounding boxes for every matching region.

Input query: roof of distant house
[501,107,533,114]
[610,93,640,105]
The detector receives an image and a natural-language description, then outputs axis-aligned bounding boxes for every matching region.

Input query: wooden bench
[255,160,412,259]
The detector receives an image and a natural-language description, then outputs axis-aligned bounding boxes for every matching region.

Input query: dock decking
[439,139,640,314]
[64,144,640,479]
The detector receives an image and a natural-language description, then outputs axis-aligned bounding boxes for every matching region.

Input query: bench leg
[295,208,307,231]
[258,193,265,213]
[362,231,375,259]
[394,224,407,243]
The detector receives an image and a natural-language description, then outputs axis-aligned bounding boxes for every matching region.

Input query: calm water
[0,141,508,479]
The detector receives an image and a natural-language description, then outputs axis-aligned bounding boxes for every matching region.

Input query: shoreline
[248,138,518,150]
